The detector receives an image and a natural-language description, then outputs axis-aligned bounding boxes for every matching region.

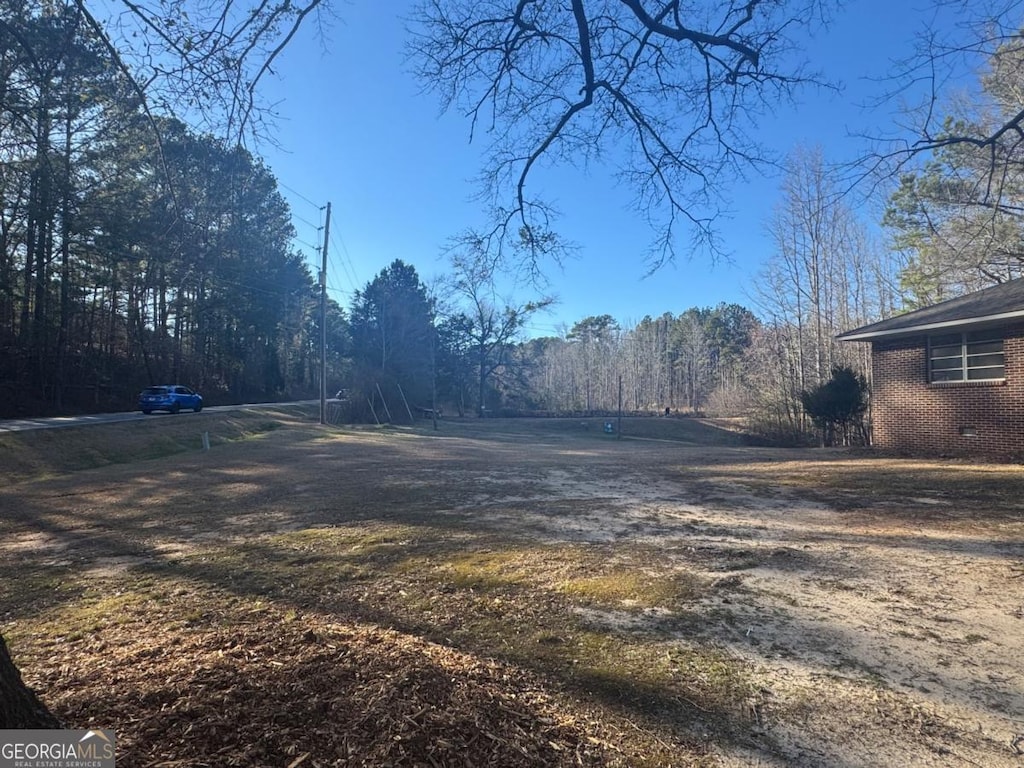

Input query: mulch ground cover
[26,599,660,767]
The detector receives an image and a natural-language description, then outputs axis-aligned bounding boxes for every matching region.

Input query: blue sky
[258,1,937,337]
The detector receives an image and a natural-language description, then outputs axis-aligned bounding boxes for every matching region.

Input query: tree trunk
[0,633,61,729]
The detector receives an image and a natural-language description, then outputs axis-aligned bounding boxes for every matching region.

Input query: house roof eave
[836,308,1024,342]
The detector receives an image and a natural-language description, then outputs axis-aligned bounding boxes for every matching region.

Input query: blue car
[138,385,203,414]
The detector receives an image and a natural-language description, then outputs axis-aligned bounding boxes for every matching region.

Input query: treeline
[517,308,754,414]
[0,4,344,416]
[7,4,1024,438]
[343,257,878,448]
[0,1,891,431]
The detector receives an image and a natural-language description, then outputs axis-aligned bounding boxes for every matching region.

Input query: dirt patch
[1,414,1022,766]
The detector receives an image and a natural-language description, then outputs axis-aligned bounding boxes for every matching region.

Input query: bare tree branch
[73,1,180,225]
[854,1,1024,299]
[87,0,334,145]
[408,0,830,276]
[853,1,1024,190]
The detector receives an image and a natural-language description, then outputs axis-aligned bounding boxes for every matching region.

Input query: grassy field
[2,408,1022,767]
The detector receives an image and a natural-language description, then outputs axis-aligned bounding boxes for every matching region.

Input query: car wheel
[171,402,181,414]
[193,403,202,413]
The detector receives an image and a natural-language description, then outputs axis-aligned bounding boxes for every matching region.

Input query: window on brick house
[928,331,1005,382]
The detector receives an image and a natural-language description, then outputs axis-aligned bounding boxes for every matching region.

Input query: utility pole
[319,202,332,425]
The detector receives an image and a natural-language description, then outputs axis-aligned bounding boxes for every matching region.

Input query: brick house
[837,279,1024,458]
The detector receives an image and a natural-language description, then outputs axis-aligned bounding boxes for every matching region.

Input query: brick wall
[871,323,1024,458]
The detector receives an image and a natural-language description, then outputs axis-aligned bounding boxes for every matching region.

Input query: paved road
[0,402,309,433]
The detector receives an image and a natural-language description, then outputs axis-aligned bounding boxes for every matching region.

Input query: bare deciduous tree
[446,240,554,415]
[74,0,333,143]
[408,0,831,272]
[875,0,1024,164]
[755,145,900,438]
[875,4,1024,299]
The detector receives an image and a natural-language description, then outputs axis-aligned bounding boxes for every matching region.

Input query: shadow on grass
[125,540,782,763]
[49,607,625,767]
[3,418,1022,767]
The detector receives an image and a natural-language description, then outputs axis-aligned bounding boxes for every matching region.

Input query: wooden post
[431,331,439,431]
[617,375,622,440]
[319,202,331,425]
[397,382,415,423]
[375,383,393,423]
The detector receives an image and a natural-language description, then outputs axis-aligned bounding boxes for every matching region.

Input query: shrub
[800,366,869,447]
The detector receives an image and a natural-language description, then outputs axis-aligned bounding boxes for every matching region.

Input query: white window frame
[927,331,1005,383]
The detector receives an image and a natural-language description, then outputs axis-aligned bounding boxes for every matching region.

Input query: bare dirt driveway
[1,411,1022,767]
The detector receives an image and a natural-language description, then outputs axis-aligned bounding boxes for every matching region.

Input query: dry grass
[0,405,306,485]
[681,452,1024,519]
[1,410,1021,767]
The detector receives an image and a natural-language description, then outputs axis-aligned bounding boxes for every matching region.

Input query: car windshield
[142,387,169,395]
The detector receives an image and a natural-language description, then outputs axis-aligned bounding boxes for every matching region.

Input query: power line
[292,212,323,231]
[277,185,362,308]
[329,235,359,294]
[330,229,359,284]
[278,180,322,209]
[279,185,329,285]
[335,229,360,286]
[326,283,353,299]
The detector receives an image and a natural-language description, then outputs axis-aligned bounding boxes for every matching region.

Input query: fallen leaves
[40,605,618,767]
